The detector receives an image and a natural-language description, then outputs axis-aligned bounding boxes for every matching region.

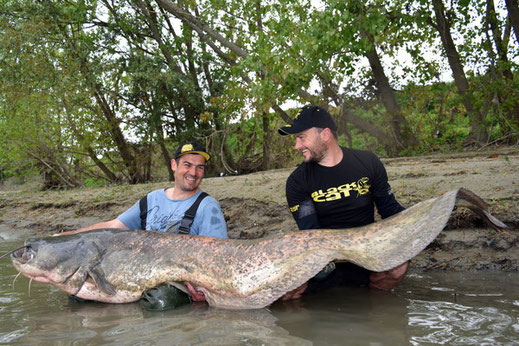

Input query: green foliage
[83,177,107,188]
[223,113,301,171]
[0,0,518,188]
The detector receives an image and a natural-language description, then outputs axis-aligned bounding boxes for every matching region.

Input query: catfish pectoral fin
[63,266,86,296]
[88,267,116,296]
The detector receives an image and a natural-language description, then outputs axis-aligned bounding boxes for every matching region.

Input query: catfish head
[10,233,116,298]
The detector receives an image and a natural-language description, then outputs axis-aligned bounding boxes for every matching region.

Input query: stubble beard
[178,175,200,192]
[304,142,327,164]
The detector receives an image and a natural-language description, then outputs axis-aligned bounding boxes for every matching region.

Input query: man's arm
[374,193,405,219]
[57,218,129,236]
[289,198,321,230]
[368,153,405,219]
[286,174,321,230]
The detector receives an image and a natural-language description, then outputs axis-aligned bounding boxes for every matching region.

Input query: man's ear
[171,159,177,172]
[321,128,332,142]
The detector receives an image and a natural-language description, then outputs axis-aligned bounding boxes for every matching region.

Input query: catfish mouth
[10,244,60,285]
[11,245,36,264]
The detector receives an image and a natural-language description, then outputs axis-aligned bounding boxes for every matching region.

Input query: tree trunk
[156,122,175,181]
[319,73,396,153]
[505,0,519,43]
[86,147,120,183]
[485,0,519,132]
[155,0,303,127]
[363,42,419,153]
[432,0,489,144]
[62,100,120,183]
[339,103,399,155]
[28,150,81,190]
[261,112,271,170]
[92,90,144,183]
[155,0,248,58]
[487,0,514,80]
[58,28,145,183]
[134,0,204,133]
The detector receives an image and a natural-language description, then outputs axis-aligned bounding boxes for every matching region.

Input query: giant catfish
[9,188,506,309]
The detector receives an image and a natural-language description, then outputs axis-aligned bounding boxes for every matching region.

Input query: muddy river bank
[1,147,518,271]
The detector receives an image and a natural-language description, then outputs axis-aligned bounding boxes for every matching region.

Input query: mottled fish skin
[10,189,505,309]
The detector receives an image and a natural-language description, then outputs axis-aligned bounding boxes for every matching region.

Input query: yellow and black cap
[278,105,337,136]
[174,141,211,161]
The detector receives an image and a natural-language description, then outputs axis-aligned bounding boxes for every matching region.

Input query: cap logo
[181,144,194,153]
[294,109,303,120]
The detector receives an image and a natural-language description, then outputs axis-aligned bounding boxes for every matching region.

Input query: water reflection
[2,266,309,345]
[14,300,311,345]
[271,287,411,345]
[1,231,518,345]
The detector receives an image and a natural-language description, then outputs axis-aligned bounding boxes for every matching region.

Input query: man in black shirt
[278,105,408,300]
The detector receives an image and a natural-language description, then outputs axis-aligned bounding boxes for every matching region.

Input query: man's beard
[304,141,327,163]
[177,175,200,192]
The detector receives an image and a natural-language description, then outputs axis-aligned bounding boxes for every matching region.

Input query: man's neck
[165,187,200,200]
[318,144,343,167]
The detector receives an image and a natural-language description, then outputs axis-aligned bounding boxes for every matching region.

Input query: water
[1,230,518,345]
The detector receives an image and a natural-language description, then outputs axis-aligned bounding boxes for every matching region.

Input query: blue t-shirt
[118,189,228,238]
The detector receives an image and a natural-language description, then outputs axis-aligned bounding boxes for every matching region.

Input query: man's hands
[279,282,309,301]
[185,282,206,301]
[369,261,409,290]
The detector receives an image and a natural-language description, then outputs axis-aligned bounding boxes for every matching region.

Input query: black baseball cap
[278,105,337,136]
[174,141,211,161]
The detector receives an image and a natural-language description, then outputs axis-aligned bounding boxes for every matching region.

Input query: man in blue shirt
[64,141,227,239]
[60,141,227,302]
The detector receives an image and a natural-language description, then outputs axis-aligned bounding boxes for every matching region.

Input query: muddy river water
[1,230,518,345]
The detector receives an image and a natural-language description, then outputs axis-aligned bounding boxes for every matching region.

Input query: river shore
[1,146,518,271]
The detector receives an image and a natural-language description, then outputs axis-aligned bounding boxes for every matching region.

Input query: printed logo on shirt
[147,205,183,233]
[289,198,316,217]
[311,177,370,202]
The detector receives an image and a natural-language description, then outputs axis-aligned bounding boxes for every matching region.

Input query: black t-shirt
[286,147,404,230]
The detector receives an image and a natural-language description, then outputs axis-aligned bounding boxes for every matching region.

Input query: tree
[429,0,488,143]
[1,0,518,188]
[505,0,519,42]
